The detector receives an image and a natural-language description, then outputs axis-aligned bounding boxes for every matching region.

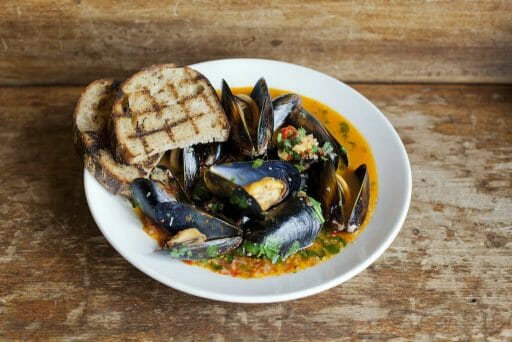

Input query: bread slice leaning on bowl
[73,79,162,197]
[109,64,230,165]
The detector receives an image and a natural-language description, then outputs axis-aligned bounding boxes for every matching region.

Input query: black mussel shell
[272,94,302,132]
[251,78,273,155]
[307,159,343,222]
[158,236,243,260]
[203,160,301,218]
[197,142,225,166]
[154,201,241,239]
[168,146,201,196]
[346,164,370,233]
[286,108,348,169]
[131,178,176,221]
[243,196,323,259]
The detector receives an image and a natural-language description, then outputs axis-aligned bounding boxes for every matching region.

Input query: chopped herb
[240,238,282,264]
[230,195,249,209]
[324,244,340,254]
[297,127,307,138]
[207,244,219,258]
[340,122,350,137]
[210,262,223,270]
[334,236,347,247]
[252,158,264,168]
[226,254,234,263]
[295,163,306,172]
[277,132,283,143]
[307,196,325,224]
[207,202,223,213]
[169,246,192,258]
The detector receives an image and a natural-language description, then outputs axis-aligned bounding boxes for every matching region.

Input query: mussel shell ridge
[154,201,241,239]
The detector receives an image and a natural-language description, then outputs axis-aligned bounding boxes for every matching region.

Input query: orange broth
[138,87,378,278]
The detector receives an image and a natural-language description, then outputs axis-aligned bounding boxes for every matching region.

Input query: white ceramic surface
[84,58,412,303]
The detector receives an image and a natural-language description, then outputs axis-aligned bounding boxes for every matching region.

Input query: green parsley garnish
[230,195,249,209]
[240,238,282,264]
[169,246,192,258]
[307,196,325,224]
[252,158,264,168]
[340,122,350,137]
[207,244,219,258]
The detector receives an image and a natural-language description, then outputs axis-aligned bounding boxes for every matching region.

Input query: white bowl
[84,58,412,303]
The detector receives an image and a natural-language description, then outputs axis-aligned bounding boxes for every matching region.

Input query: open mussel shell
[346,164,370,233]
[221,78,273,157]
[286,108,348,169]
[242,196,323,260]
[203,160,301,218]
[272,94,302,131]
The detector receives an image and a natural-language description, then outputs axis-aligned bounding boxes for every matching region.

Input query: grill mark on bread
[135,117,151,155]
[129,112,207,138]
[183,68,200,135]
[166,82,181,141]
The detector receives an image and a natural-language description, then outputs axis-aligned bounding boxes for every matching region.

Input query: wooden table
[1,84,510,340]
[1,1,511,340]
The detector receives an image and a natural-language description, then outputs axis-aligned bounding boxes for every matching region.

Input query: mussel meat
[203,160,301,218]
[221,78,273,157]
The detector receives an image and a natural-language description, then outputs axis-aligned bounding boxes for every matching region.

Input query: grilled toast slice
[110,64,230,165]
[73,79,161,197]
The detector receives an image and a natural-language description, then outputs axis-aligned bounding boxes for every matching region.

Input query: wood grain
[0,84,510,340]
[1,0,511,86]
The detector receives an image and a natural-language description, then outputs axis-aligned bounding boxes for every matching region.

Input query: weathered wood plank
[0,84,510,340]
[0,0,511,86]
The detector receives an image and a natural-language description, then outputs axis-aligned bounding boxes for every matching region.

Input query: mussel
[241,195,323,262]
[308,163,370,232]
[221,78,273,157]
[203,160,301,218]
[131,178,242,259]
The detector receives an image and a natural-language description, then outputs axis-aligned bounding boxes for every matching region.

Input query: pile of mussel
[131,78,370,262]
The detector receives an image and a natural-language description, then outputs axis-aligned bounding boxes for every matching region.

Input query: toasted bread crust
[110,64,230,165]
[73,79,161,197]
